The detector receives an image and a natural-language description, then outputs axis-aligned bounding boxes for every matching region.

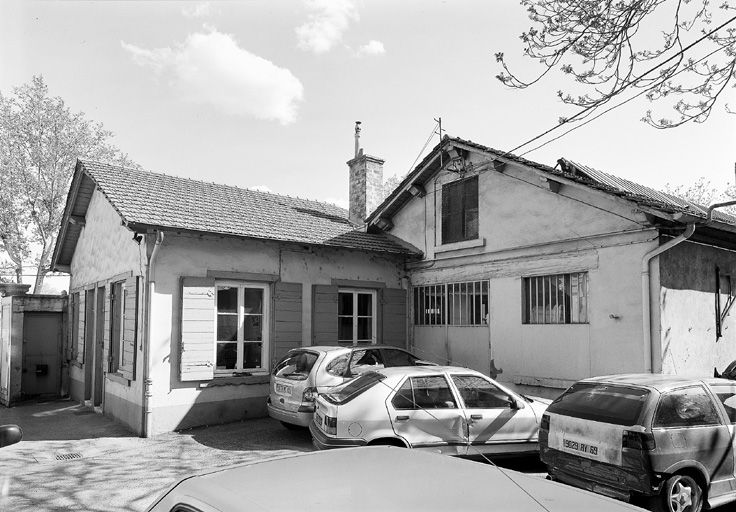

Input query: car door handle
[395,415,409,421]
[470,414,483,420]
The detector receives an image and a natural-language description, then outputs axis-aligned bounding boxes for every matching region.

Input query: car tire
[280,421,305,430]
[655,474,703,512]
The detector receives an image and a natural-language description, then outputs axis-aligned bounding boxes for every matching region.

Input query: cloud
[121,30,304,124]
[296,0,358,54]
[182,2,213,18]
[357,40,385,56]
[249,185,273,193]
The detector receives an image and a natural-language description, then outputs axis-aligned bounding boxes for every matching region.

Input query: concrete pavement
[0,399,315,511]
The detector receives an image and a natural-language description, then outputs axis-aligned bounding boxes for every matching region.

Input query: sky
[1,0,735,212]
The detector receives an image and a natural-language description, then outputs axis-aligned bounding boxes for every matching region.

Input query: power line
[505,12,736,157]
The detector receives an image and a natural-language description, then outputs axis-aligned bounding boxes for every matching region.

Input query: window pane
[217,287,238,313]
[653,387,721,428]
[338,316,352,341]
[216,343,237,369]
[243,288,263,314]
[326,355,349,376]
[392,379,416,410]
[465,207,479,240]
[357,293,372,316]
[411,376,456,409]
[338,292,353,316]
[712,385,736,424]
[243,315,262,341]
[217,315,238,341]
[243,342,262,369]
[383,349,418,367]
[451,375,510,408]
[548,383,650,426]
[357,317,372,340]
[273,350,319,379]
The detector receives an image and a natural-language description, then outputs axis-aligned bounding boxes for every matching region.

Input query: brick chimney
[347,121,384,225]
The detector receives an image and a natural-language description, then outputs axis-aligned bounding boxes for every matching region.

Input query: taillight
[302,387,317,402]
[540,414,550,431]
[622,430,655,450]
[324,416,337,435]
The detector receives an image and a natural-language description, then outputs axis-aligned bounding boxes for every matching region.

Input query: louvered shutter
[312,285,338,345]
[119,276,138,380]
[180,277,215,381]
[272,282,302,365]
[77,291,86,364]
[381,288,407,347]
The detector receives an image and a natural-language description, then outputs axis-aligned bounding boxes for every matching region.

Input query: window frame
[441,175,479,245]
[337,288,377,344]
[109,280,126,373]
[522,272,589,325]
[413,280,489,326]
[652,385,722,429]
[214,280,270,376]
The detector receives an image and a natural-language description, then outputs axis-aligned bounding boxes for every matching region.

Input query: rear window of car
[323,372,387,404]
[382,349,419,367]
[547,383,650,426]
[272,351,319,380]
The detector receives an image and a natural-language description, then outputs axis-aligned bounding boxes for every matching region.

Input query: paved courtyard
[0,399,548,512]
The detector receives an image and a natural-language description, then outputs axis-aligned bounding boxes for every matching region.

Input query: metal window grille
[413,280,488,326]
[522,272,588,324]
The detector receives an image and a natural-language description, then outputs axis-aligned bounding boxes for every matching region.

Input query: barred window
[522,272,588,324]
[414,280,488,326]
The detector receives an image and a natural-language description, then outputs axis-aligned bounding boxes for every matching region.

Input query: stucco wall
[401,154,660,391]
[658,241,736,376]
[147,232,405,434]
[69,189,144,432]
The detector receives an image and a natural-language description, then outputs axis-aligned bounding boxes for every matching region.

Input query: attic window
[441,176,478,244]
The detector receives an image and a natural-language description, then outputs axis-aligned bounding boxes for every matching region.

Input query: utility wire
[505,12,736,157]
[518,44,728,158]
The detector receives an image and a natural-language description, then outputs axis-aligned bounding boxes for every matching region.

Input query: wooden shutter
[180,277,215,381]
[119,276,138,380]
[312,285,338,345]
[272,282,302,365]
[381,288,407,348]
[441,180,464,244]
[69,293,78,361]
[77,291,86,364]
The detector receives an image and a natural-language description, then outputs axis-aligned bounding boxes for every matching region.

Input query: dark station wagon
[540,374,736,512]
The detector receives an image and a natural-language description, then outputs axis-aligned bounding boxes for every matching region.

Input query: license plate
[275,383,293,396]
[562,435,600,458]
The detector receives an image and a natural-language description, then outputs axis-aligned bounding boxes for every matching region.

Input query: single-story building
[51,128,736,434]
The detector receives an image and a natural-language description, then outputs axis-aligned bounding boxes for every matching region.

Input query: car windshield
[547,382,650,426]
[323,372,386,404]
[272,351,319,380]
[383,349,420,367]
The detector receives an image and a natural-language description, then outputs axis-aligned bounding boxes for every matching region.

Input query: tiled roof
[79,160,416,255]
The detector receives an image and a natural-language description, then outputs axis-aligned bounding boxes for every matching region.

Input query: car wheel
[656,474,703,512]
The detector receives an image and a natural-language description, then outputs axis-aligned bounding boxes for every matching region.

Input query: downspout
[642,223,695,374]
[142,231,164,437]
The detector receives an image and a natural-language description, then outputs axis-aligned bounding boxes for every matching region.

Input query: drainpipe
[642,224,695,373]
[142,231,164,437]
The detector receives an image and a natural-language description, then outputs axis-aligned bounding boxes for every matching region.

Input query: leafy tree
[0,76,137,292]
[497,0,736,128]
[664,176,736,214]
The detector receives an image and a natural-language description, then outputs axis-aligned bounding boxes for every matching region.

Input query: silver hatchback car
[267,345,435,428]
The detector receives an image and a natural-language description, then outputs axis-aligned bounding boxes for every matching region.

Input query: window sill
[106,372,132,387]
[200,374,270,388]
[434,237,485,254]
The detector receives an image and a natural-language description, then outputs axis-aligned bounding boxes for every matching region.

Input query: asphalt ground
[0,399,546,511]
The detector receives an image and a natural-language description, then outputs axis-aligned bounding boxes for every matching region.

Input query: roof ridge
[79,159,348,213]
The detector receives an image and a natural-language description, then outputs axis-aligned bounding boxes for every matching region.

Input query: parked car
[267,345,436,428]
[146,445,641,512]
[0,425,22,448]
[310,366,551,456]
[540,373,736,512]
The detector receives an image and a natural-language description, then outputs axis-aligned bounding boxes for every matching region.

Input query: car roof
[375,365,475,378]
[580,373,724,392]
[290,345,413,354]
[160,447,639,512]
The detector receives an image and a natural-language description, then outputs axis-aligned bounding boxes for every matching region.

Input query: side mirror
[508,397,522,410]
[0,424,22,448]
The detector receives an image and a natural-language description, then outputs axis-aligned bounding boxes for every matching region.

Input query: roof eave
[50,160,85,272]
